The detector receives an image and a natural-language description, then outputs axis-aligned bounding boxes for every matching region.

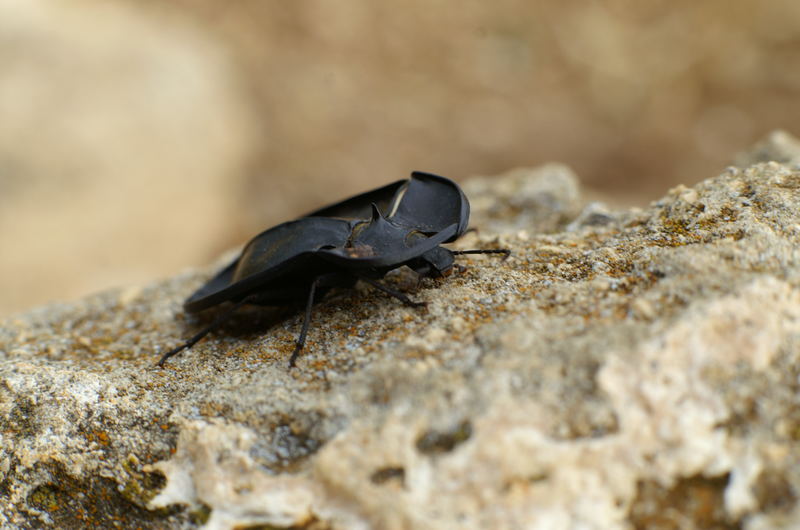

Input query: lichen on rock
[3,135,800,528]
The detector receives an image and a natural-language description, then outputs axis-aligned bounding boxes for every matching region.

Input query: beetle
[157,171,509,368]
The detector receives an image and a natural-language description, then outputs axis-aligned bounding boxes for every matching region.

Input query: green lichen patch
[237,517,332,530]
[25,463,184,528]
[120,456,169,506]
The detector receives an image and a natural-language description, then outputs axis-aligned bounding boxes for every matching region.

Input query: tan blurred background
[1,0,799,316]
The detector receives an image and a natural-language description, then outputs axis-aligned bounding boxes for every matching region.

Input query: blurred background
[2,0,799,316]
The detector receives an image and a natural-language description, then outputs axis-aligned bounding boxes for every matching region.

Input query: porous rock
[3,141,800,528]
[733,129,800,167]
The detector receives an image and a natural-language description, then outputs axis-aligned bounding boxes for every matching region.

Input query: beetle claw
[288,344,302,368]
[156,344,186,367]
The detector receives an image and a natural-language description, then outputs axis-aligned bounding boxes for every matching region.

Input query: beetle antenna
[289,276,321,368]
[452,249,511,260]
[157,295,255,367]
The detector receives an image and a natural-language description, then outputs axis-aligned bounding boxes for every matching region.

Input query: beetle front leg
[288,272,356,368]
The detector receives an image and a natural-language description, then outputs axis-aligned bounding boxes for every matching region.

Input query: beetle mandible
[157,171,509,368]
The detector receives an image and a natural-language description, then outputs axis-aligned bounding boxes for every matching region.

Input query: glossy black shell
[183,172,470,313]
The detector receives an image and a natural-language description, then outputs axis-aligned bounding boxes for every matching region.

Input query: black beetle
[157,171,508,368]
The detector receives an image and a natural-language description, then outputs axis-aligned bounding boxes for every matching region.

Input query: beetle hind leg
[157,295,255,367]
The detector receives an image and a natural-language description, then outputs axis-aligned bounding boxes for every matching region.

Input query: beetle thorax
[347,204,420,257]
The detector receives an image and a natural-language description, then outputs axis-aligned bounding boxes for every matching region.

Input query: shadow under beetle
[157,171,509,368]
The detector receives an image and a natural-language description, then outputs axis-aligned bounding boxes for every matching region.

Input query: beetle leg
[451,249,511,260]
[157,294,255,367]
[360,277,426,308]
[289,276,321,368]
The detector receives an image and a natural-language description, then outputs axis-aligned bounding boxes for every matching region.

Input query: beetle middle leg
[451,249,511,260]
[359,277,426,308]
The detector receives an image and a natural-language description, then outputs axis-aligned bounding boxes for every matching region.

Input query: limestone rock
[462,163,582,235]
[3,148,800,528]
[733,129,800,167]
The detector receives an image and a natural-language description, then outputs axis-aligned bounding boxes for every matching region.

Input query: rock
[733,129,800,167]
[3,146,800,528]
[462,163,582,235]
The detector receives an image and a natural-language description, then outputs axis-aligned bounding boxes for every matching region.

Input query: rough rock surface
[3,141,800,528]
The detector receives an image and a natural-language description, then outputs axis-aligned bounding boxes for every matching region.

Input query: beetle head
[410,246,455,278]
